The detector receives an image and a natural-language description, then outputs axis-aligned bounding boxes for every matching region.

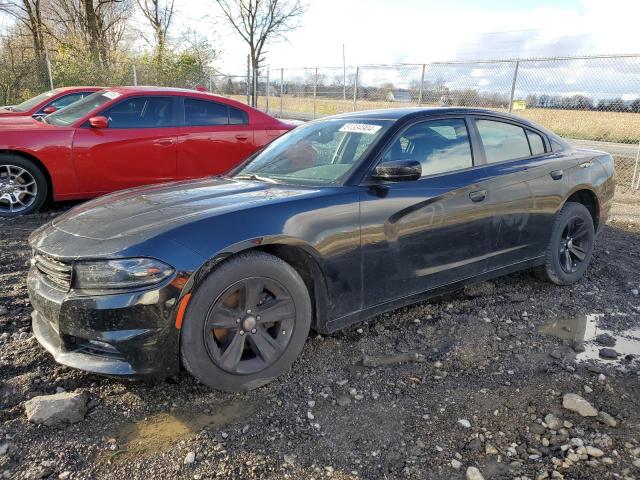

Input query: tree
[136,0,174,64]
[0,0,49,89]
[214,0,305,106]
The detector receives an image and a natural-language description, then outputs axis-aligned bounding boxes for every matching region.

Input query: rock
[572,342,586,353]
[0,443,8,455]
[465,438,482,451]
[586,446,604,457]
[183,451,196,465]
[458,419,471,428]
[283,454,296,466]
[632,288,639,296]
[24,392,88,426]
[336,396,351,407]
[595,333,616,347]
[485,444,498,455]
[545,414,562,430]
[58,472,71,479]
[550,350,563,360]
[466,466,485,480]
[562,393,597,417]
[599,348,619,359]
[597,411,618,427]
[583,385,593,393]
[451,459,462,470]
[0,306,8,316]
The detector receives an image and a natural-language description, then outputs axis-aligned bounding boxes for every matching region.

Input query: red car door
[177,97,256,178]
[72,96,179,195]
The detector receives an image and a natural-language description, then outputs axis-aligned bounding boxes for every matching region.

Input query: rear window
[476,119,531,163]
[526,129,546,155]
[185,98,249,126]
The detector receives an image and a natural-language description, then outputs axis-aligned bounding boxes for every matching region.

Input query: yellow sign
[512,100,526,111]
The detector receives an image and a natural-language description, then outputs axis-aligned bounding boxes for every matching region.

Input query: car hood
[49,177,321,241]
[0,116,48,129]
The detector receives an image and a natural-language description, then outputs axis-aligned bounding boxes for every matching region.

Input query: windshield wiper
[234,174,279,184]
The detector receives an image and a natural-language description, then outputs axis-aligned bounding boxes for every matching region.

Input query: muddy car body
[27,108,615,391]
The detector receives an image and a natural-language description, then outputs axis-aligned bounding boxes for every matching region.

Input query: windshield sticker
[339,123,382,134]
[102,91,121,100]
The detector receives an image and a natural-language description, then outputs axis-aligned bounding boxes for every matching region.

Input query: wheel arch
[0,149,54,201]
[182,238,330,334]
[563,187,600,231]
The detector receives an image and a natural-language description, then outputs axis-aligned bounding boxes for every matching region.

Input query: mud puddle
[110,401,253,458]
[540,313,640,363]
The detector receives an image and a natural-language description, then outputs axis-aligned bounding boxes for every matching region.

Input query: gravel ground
[1,205,640,480]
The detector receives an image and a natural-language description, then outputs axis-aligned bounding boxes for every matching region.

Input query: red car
[0,87,293,216]
[0,87,101,119]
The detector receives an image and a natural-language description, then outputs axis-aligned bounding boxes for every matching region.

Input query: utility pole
[342,44,346,101]
[246,54,251,105]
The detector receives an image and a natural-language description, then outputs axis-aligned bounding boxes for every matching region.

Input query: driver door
[72,96,179,195]
[360,117,496,308]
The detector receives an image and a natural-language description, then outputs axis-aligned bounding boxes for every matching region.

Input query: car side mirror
[89,116,109,129]
[42,106,57,114]
[372,159,422,182]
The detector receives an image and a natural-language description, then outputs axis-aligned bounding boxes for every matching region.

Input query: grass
[228,94,640,144]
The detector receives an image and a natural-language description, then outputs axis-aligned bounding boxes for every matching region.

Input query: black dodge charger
[28,108,615,391]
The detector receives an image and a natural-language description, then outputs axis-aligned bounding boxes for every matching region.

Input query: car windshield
[45,90,118,126]
[233,119,392,186]
[12,90,58,112]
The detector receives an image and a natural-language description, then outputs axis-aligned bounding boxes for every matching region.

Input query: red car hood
[0,116,54,130]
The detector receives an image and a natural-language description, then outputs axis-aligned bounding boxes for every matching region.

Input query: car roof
[56,86,103,92]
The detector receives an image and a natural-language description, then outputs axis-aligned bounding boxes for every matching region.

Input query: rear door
[177,97,257,178]
[471,117,559,268]
[72,95,179,194]
[360,117,496,308]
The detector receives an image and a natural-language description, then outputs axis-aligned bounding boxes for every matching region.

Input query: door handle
[469,190,487,202]
[155,139,175,146]
[550,169,563,180]
[235,134,249,141]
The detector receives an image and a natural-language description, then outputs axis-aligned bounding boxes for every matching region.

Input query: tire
[0,154,48,217]
[180,251,312,392]
[535,201,595,285]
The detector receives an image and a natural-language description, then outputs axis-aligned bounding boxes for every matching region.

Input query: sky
[177,0,640,73]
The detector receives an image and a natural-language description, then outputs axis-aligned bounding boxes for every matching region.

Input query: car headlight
[73,258,174,290]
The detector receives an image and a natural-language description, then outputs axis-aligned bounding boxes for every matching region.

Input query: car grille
[33,253,72,291]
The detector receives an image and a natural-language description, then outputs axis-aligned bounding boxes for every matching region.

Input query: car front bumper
[28,267,182,378]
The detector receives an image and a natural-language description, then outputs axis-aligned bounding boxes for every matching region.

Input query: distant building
[386,90,412,103]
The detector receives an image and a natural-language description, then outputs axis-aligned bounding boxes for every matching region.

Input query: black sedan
[28,107,615,391]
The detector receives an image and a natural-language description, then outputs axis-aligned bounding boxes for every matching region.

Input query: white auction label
[339,123,382,134]
[102,91,122,100]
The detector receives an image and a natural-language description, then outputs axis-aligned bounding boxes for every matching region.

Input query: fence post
[633,141,640,190]
[352,66,359,112]
[418,64,426,105]
[508,60,520,113]
[313,67,318,119]
[266,68,270,113]
[132,63,137,86]
[45,51,54,90]
[280,68,284,116]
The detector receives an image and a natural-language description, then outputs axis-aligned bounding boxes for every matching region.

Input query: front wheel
[536,201,595,285]
[180,251,312,392]
[0,154,48,217]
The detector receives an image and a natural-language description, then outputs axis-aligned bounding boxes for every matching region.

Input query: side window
[102,96,175,128]
[383,118,473,177]
[526,129,546,155]
[476,119,531,163]
[229,106,248,125]
[48,92,86,110]
[185,98,228,126]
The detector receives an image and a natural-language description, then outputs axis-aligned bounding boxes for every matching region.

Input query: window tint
[102,96,175,128]
[229,106,248,125]
[185,98,228,126]
[47,92,86,110]
[476,120,531,163]
[383,118,473,177]
[526,129,545,155]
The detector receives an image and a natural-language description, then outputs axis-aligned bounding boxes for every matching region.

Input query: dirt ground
[1,205,639,480]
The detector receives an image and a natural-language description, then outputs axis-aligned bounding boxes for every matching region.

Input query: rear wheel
[0,154,48,217]
[536,201,595,285]
[180,251,311,392]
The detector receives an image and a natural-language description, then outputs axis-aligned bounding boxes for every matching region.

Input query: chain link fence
[216,55,640,207]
